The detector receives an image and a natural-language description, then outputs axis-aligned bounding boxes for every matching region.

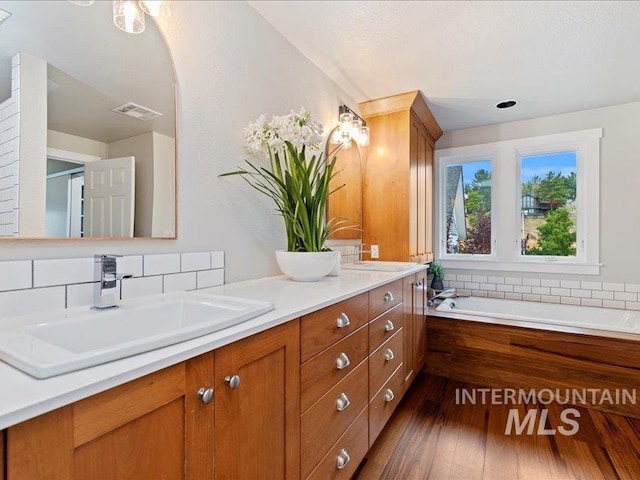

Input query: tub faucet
[92,255,132,310]
[427,288,456,307]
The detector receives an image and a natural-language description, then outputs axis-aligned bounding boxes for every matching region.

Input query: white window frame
[435,129,601,275]
[437,152,497,261]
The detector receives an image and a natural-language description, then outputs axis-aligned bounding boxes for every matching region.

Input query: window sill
[439,259,600,275]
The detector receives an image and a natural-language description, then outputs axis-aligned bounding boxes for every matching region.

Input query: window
[444,160,492,255]
[435,129,601,274]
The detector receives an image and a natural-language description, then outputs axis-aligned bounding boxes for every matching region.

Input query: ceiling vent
[111,102,163,121]
[0,8,11,26]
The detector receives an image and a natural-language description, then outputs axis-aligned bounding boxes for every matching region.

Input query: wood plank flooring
[356,374,640,480]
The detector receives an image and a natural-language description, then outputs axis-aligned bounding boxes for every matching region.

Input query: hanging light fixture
[68,1,94,5]
[332,105,369,147]
[139,0,171,18]
[113,0,145,34]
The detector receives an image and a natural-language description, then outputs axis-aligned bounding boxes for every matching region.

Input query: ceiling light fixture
[0,7,12,26]
[113,0,145,34]
[330,105,370,147]
[139,0,171,18]
[496,100,517,109]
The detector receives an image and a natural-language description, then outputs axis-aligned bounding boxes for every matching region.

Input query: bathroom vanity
[0,266,427,480]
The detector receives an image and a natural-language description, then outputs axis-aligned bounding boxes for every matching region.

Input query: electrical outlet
[371,245,379,259]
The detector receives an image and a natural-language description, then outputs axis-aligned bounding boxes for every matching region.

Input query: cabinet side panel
[1,430,5,480]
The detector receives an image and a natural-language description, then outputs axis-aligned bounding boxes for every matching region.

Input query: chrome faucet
[92,255,132,310]
[427,288,457,307]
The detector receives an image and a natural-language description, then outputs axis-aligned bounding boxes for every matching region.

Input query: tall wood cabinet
[360,91,442,263]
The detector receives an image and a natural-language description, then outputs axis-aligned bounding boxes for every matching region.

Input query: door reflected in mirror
[0,1,176,239]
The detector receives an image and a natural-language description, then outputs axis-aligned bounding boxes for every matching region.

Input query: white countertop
[0,266,426,430]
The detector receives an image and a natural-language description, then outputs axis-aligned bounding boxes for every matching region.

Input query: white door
[84,157,135,237]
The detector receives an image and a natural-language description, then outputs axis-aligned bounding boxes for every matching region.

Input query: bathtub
[434,296,640,339]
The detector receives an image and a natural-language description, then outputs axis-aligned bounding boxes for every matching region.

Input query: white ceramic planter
[275,250,338,282]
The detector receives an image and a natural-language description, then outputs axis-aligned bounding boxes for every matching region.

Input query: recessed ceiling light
[496,100,517,109]
[0,8,11,26]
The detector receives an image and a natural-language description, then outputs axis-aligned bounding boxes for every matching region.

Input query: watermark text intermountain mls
[455,387,637,436]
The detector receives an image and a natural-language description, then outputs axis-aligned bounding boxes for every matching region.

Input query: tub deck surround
[0,266,427,430]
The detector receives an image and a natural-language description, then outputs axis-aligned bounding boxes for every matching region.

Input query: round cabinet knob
[383,291,394,302]
[384,320,395,332]
[336,449,351,470]
[384,348,395,361]
[224,375,241,389]
[384,389,395,402]
[336,352,351,370]
[336,312,351,329]
[197,387,214,404]
[336,392,351,412]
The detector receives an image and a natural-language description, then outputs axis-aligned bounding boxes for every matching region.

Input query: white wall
[151,132,176,238]
[0,2,358,283]
[436,100,640,283]
[47,130,109,159]
[18,54,48,238]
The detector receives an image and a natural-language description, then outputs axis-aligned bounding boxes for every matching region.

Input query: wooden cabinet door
[214,320,300,480]
[416,116,428,263]
[409,119,419,261]
[6,362,206,480]
[413,273,427,372]
[402,273,415,387]
[425,142,434,262]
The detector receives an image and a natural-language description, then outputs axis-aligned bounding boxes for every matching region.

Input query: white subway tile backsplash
[117,255,143,277]
[34,257,93,287]
[0,287,65,317]
[211,251,225,269]
[0,260,31,291]
[561,297,581,305]
[531,286,550,295]
[603,300,625,309]
[479,283,496,291]
[625,302,640,311]
[522,278,541,287]
[66,283,95,308]
[513,285,532,294]
[522,294,541,302]
[603,282,625,292]
[472,275,488,284]
[550,287,571,296]
[197,269,224,289]
[449,281,465,289]
[456,274,472,282]
[592,290,614,300]
[614,291,637,302]
[487,291,505,299]
[505,277,522,285]
[181,252,211,272]
[487,276,504,284]
[570,289,591,298]
[471,290,488,298]
[581,281,602,291]
[504,293,522,301]
[581,298,602,308]
[144,253,181,276]
[121,276,163,299]
[542,295,561,304]
[164,272,197,292]
[457,288,472,296]
[496,284,514,293]
[464,282,480,290]
[625,283,640,293]
[560,280,581,289]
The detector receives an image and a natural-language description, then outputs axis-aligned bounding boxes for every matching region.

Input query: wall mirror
[0,1,176,239]
[326,136,363,241]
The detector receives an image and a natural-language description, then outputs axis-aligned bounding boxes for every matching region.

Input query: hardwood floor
[356,374,640,480]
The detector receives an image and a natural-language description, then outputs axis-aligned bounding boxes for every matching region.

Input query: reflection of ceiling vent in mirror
[111,102,163,121]
[0,8,11,25]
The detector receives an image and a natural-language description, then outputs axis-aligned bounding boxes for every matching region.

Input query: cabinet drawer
[369,303,403,353]
[301,326,368,412]
[369,363,404,447]
[301,293,369,363]
[301,359,368,478]
[369,329,403,399]
[306,406,369,480]
[369,279,403,319]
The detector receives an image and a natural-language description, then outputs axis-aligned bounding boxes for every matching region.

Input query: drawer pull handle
[384,320,395,332]
[384,291,394,302]
[385,389,395,402]
[336,449,351,470]
[197,387,214,404]
[336,392,351,411]
[336,312,351,329]
[385,348,395,361]
[224,375,241,389]
[336,352,351,370]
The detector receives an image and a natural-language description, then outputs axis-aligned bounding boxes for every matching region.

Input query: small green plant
[428,261,444,279]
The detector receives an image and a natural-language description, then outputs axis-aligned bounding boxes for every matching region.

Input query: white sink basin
[0,292,274,379]
[342,261,418,272]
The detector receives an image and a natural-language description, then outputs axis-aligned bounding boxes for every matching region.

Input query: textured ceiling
[250,1,640,131]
